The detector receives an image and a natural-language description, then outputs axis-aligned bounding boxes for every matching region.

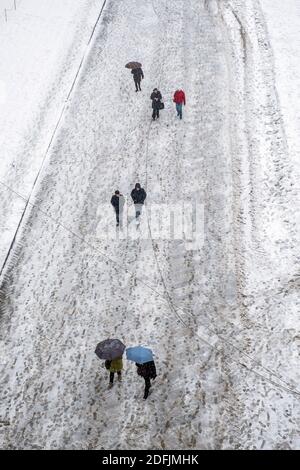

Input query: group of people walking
[150,86,186,121]
[130,65,186,121]
[109,64,186,227]
[100,62,186,400]
[111,183,147,227]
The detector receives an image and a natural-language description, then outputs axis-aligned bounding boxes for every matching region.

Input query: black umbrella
[95,338,126,360]
[125,61,142,70]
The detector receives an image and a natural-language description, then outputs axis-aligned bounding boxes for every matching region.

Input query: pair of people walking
[96,340,157,400]
[127,62,186,119]
[111,183,147,227]
[150,87,186,120]
[129,65,162,119]
[105,357,157,400]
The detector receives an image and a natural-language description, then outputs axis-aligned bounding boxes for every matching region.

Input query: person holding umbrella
[126,346,157,400]
[95,338,126,389]
[150,88,163,121]
[135,361,157,399]
[125,61,144,92]
[131,67,144,92]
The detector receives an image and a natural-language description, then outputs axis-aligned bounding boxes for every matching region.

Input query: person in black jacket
[131,67,144,92]
[131,183,147,220]
[135,361,157,399]
[111,190,125,227]
[150,88,162,120]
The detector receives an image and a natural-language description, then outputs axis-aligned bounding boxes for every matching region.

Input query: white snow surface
[0,0,299,450]
[0,0,103,266]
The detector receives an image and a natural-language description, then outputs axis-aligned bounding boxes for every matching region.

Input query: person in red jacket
[173,89,186,119]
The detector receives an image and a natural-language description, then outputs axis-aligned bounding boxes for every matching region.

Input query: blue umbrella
[126,346,153,364]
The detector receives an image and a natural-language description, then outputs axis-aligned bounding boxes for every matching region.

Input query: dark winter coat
[131,187,147,205]
[131,68,144,82]
[150,90,162,109]
[111,194,125,213]
[173,89,186,105]
[136,361,157,379]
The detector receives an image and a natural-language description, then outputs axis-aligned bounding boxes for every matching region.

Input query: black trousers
[152,108,159,120]
[115,210,123,225]
[134,79,141,91]
[110,371,121,383]
[144,377,151,399]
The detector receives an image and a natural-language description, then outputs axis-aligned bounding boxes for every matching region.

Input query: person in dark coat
[131,183,147,220]
[135,361,157,399]
[131,67,144,92]
[111,190,125,227]
[150,88,162,120]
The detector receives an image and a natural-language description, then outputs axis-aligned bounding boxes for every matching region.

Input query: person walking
[150,88,163,120]
[135,361,157,399]
[105,357,123,389]
[111,190,125,227]
[131,183,147,220]
[173,89,186,119]
[131,67,144,92]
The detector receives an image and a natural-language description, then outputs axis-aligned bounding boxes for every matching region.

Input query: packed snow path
[0,0,299,449]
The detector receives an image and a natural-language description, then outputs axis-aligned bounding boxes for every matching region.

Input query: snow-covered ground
[0,0,299,450]
[0,0,103,267]
[260,0,300,182]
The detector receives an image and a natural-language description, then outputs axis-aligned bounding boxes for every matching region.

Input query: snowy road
[0,0,299,449]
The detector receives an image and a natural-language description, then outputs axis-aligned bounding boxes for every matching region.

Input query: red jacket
[173,90,186,105]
